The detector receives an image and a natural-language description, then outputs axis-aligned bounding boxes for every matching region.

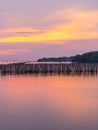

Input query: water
[0,74,98,130]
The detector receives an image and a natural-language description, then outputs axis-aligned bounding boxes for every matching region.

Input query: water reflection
[0,75,98,130]
[0,71,98,77]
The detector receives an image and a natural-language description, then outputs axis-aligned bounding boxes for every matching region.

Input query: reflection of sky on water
[0,75,98,130]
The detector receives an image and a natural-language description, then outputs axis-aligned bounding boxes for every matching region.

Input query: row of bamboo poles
[0,63,98,75]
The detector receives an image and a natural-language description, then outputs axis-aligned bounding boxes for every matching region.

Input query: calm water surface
[0,74,98,130]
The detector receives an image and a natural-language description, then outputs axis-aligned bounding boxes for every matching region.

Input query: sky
[0,0,98,61]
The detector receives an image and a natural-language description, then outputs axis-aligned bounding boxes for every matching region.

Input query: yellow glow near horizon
[0,9,98,43]
[0,28,98,43]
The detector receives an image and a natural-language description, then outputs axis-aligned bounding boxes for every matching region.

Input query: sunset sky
[0,0,98,61]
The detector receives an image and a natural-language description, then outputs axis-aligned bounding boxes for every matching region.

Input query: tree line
[37,51,98,63]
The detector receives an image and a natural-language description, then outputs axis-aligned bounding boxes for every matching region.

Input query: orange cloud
[0,9,98,43]
[0,49,30,55]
